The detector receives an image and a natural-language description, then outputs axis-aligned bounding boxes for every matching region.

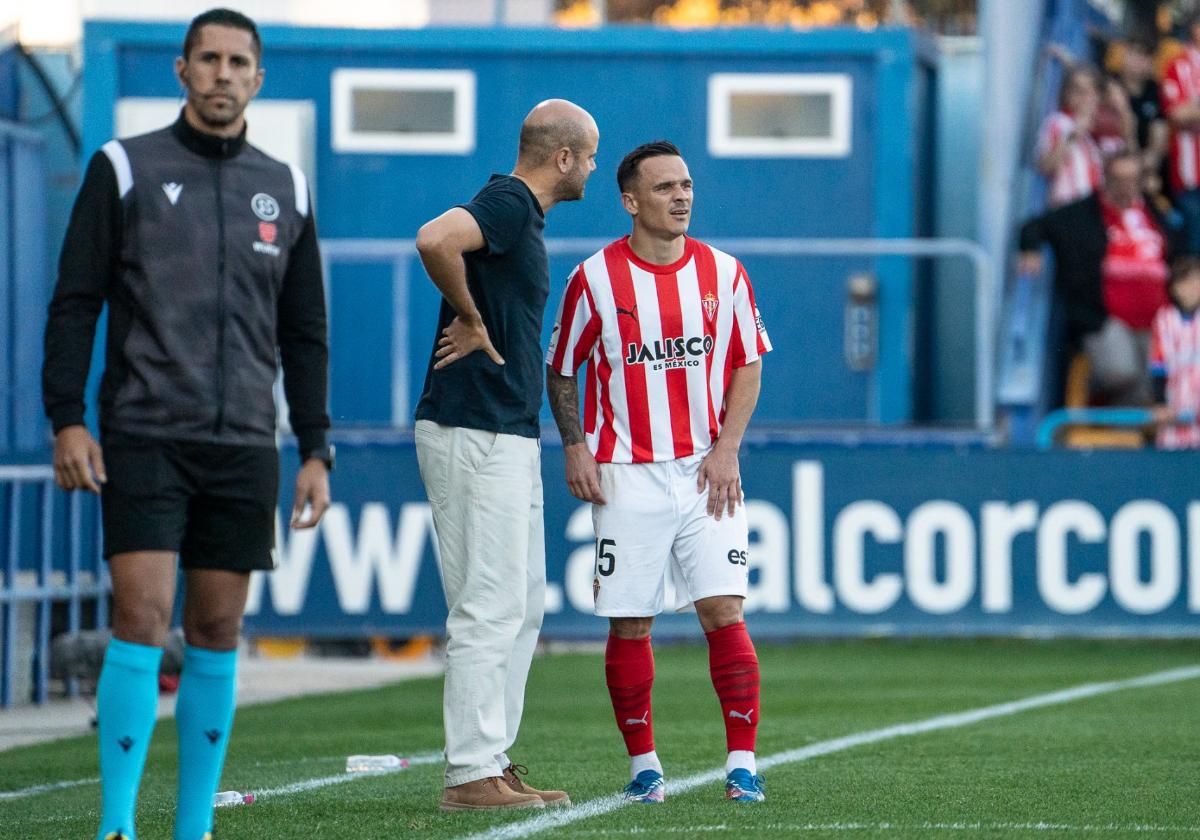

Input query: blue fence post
[35,478,53,703]
[67,490,81,698]
[95,505,108,629]
[2,480,20,706]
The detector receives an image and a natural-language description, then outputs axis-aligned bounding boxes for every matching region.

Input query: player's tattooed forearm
[547,368,586,446]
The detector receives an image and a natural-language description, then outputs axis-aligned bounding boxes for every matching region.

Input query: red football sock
[605,634,655,757]
[706,621,760,752]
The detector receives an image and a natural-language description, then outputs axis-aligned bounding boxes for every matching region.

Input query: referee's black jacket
[42,112,330,459]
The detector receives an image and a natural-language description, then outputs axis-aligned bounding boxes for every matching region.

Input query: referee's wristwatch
[303,444,335,472]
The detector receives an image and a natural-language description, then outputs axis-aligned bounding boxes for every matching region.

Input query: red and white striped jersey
[546,236,771,464]
[1163,47,1200,192]
[1035,110,1102,207]
[1150,304,1200,449]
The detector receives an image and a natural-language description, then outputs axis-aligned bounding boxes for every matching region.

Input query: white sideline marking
[251,751,443,800]
[454,665,1200,840]
[0,776,99,801]
[0,751,443,805]
[566,824,1200,835]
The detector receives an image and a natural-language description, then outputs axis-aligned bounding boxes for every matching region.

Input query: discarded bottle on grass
[213,790,255,807]
[346,754,409,773]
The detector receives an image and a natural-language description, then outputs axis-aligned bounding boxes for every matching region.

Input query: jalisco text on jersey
[625,335,716,366]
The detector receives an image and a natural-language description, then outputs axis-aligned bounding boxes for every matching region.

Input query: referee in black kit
[41,9,331,840]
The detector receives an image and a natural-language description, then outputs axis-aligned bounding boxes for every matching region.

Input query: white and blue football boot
[622,769,665,804]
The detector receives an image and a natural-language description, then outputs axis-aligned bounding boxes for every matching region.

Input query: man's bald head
[517,99,597,165]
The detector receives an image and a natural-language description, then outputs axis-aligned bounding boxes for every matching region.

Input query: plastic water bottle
[345,754,409,773]
[213,790,254,807]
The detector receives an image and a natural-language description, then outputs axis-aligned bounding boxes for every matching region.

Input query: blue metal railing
[0,465,107,707]
[1035,408,1155,449]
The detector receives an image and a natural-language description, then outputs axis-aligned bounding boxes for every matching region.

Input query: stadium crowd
[1019,13,1200,449]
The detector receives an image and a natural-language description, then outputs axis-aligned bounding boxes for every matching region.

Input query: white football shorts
[590,450,750,617]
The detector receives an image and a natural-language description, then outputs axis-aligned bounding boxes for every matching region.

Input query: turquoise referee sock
[96,638,163,840]
[174,645,238,840]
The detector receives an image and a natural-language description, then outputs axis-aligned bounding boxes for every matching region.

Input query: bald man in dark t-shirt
[414,99,599,812]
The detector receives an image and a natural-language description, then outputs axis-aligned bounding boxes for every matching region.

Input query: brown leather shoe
[439,776,545,811]
[503,762,571,807]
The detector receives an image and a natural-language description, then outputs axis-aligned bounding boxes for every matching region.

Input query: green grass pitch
[2,639,1198,839]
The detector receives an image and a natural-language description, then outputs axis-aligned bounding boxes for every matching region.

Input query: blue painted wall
[80,23,936,429]
[0,120,47,454]
[21,51,84,323]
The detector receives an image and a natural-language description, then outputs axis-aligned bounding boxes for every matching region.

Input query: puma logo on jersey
[624,710,650,726]
[162,182,183,205]
[728,708,754,724]
[616,305,638,321]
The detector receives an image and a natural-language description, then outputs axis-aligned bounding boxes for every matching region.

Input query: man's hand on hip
[53,425,106,493]
[290,459,331,529]
[434,314,505,369]
[564,442,605,504]
[697,441,742,521]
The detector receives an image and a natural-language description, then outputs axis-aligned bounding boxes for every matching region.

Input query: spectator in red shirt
[1020,151,1177,405]
[1161,14,1200,253]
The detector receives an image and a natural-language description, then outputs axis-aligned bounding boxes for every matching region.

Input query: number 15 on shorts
[593,538,616,604]
[596,538,617,576]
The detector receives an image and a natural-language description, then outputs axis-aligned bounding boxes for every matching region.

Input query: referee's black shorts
[100,431,279,572]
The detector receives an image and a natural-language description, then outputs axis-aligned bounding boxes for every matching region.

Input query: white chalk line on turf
[0,776,99,801]
[0,750,444,806]
[250,750,443,800]
[565,823,1200,835]
[453,665,1200,840]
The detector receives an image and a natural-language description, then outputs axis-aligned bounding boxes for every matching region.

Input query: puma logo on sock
[204,729,221,744]
[728,709,754,723]
[624,710,650,726]
[117,736,134,752]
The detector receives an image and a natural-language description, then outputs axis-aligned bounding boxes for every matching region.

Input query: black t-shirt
[415,174,548,438]
[1128,78,1162,151]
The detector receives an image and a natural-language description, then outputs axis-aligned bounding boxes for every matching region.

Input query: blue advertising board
[245,440,1200,638]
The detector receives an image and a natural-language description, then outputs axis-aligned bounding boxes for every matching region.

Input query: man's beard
[200,109,238,127]
[193,93,242,128]
[557,172,586,203]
